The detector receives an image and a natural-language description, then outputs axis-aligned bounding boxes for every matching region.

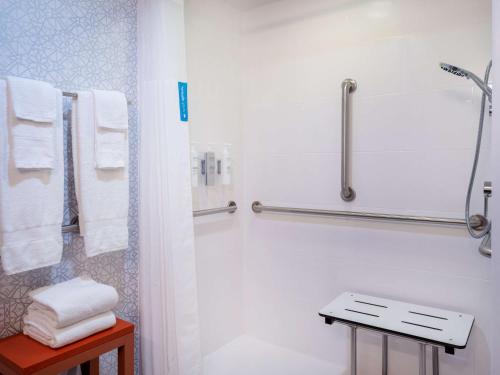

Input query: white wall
[185,0,244,356]
[491,0,500,373]
[241,1,493,374]
[185,0,495,373]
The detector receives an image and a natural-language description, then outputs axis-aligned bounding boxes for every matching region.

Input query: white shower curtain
[138,1,202,374]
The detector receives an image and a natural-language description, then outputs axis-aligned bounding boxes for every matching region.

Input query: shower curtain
[138,1,202,374]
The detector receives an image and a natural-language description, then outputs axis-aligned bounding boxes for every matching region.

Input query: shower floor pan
[203,335,345,375]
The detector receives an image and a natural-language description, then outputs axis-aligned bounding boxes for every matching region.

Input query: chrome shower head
[440,62,492,102]
[440,63,467,77]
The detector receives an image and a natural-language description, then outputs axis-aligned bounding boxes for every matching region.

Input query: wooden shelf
[0,318,134,375]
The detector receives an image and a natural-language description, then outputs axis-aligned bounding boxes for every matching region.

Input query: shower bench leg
[348,328,441,375]
[420,344,440,375]
[432,346,439,375]
[350,326,357,375]
[381,336,439,375]
[346,322,439,375]
[382,334,388,375]
[419,343,427,375]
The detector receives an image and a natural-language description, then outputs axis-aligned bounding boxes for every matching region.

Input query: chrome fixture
[382,335,388,375]
[203,151,217,186]
[419,344,426,375]
[432,346,439,375]
[63,91,132,104]
[62,201,238,233]
[252,201,485,228]
[341,78,357,201]
[479,233,492,257]
[350,326,357,375]
[62,223,79,233]
[439,63,492,103]
[62,91,78,98]
[192,201,237,217]
[440,60,492,257]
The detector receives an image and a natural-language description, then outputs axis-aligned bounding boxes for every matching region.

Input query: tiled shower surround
[0,1,140,374]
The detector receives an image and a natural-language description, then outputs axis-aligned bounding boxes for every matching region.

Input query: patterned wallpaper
[0,1,140,374]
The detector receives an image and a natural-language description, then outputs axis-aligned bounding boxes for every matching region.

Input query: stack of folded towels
[23,277,119,348]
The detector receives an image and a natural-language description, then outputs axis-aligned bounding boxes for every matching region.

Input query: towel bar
[63,91,132,105]
[61,201,238,233]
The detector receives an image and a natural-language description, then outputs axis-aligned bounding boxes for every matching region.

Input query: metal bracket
[484,181,492,197]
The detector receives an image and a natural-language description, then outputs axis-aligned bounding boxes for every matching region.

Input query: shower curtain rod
[61,201,238,233]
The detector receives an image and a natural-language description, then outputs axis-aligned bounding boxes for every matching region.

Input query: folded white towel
[9,122,56,169]
[28,277,119,328]
[72,92,129,256]
[6,76,57,122]
[6,77,58,169]
[95,126,127,169]
[92,90,128,169]
[92,89,128,130]
[23,311,116,348]
[0,80,64,275]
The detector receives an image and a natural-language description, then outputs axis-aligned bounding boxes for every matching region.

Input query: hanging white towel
[28,277,119,328]
[0,80,64,275]
[94,127,127,169]
[23,311,116,348]
[91,89,128,130]
[72,91,129,256]
[9,122,56,169]
[6,77,58,169]
[6,76,57,122]
[92,90,128,169]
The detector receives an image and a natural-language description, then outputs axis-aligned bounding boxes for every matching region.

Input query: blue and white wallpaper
[0,1,140,373]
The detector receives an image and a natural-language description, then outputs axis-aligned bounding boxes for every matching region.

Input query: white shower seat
[319,292,475,375]
[203,335,345,375]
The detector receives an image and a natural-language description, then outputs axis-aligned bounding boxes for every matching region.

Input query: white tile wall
[185,0,244,356]
[186,0,494,372]
[241,0,493,374]
[490,0,500,374]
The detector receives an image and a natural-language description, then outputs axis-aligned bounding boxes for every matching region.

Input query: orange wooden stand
[0,318,134,375]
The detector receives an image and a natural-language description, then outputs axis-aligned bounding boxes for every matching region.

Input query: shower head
[440,63,468,77]
[440,62,492,102]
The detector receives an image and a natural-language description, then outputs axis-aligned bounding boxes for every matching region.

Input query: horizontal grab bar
[61,201,238,233]
[192,201,237,217]
[251,201,474,227]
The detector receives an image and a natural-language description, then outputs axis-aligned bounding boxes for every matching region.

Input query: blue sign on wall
[178,82,188,122]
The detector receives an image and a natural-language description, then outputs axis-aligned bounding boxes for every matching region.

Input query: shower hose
[465,60,492,250]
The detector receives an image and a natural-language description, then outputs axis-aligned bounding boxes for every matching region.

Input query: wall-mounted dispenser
[222,143,232,186]
[191,143,201,187]
[205,151,216,186]
[193,143,233,187]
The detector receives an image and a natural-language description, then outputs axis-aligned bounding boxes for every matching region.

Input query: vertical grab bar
[341,78,357,201]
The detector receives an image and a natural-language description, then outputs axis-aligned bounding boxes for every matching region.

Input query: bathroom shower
[440,62,492,102]
[440,61,493,256]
